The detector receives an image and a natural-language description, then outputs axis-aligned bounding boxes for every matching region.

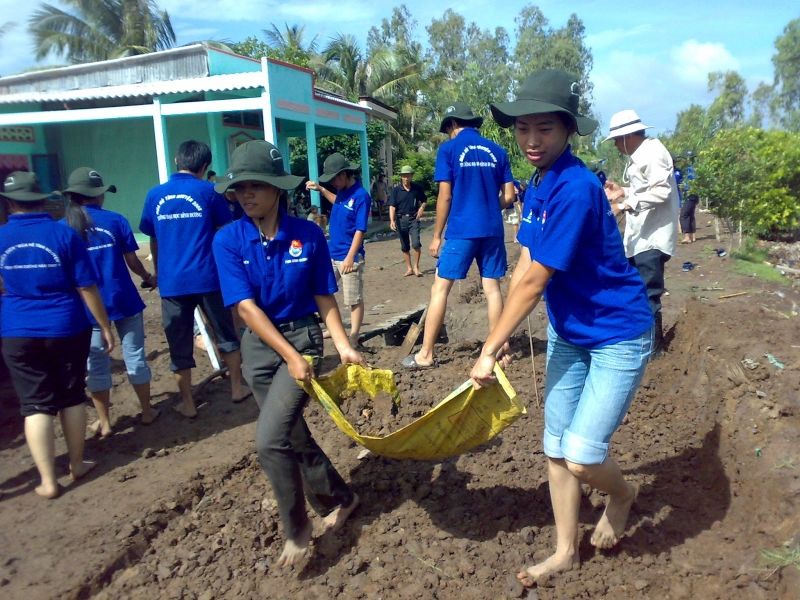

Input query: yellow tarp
[302,364,525,460]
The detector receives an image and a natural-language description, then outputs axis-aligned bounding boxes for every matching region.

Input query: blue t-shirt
[139,173,232,297]
[213,213,337,324]
[0,213,96,337]
[433,128,513,239]
[527,147,653,348]
[328,181,370,261]
[63,206,146,323]
[517,173,541,250]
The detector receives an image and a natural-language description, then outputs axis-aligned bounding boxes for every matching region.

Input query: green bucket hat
[439,101,483,133]
[399,165,414,175]
[215,140,303,193]
[64,167,117,197]
[318,153,360,184]
[490,70,598,136]
[0,171,49,202]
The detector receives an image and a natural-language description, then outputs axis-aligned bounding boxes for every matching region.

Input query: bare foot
[173,403,197,419]
[517,552,578,587]
[88,419,112,439]
[414,270,423,277]
[590,483,639,549]
[322,493,360,533]
[276,521,312,568]
[140,407,160,425]
[403,269,414,277]
[412,352,434,368]
[231,388,252,404]
[35,482,61,499]
[70,460,97,482]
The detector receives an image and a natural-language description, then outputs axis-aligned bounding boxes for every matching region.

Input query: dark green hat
[490,70,598,136]
[0,171,49,202]
[64,167,116,197]
[318,153,359,184]
[439,101,483,133]
[399,165,414,175]
[215,140,303,193]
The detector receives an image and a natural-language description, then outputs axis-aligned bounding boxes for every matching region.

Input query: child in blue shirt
[213,141,362,568]
[0,171,114,499]
[472,70,654,587]
[63,167,158,436]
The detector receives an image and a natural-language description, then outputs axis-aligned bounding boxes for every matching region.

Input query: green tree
[770,17,800,130]
[28,0,175,63]
[693,127,800,239]
[230,24,317,68]
[706,70,748,131]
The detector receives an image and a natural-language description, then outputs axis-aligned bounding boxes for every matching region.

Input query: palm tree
[29,0,175,64]
[263,23,318,68]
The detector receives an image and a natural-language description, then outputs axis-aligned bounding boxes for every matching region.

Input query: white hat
[604,109,652,141]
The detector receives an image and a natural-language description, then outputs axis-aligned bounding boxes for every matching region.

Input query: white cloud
[586,24,654,51]
[670,39,739,85]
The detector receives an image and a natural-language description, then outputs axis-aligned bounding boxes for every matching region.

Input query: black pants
[680,198,698,234]
[630,249,670,315]
[241,323,353,540]
[398,215,421,252]
[2,329,92,416]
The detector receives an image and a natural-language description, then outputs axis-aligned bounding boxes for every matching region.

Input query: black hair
[555,112,577,134]
[64,193,95,241]
[176,140,212,173]
[7,198,48,213]
[207,170,216,180]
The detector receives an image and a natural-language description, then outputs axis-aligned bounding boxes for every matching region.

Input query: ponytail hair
[64,193,95,241]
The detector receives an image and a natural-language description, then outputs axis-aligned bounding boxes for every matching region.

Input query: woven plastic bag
[301,363,525,460]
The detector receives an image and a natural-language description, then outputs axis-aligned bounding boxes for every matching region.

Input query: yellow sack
[302,364,525,460]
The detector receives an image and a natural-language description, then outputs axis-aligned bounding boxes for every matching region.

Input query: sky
[0,1,797,136]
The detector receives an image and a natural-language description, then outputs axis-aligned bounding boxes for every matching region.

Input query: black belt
[276,315,318,333]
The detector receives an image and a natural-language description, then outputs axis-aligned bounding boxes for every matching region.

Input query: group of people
[0,67,683,587]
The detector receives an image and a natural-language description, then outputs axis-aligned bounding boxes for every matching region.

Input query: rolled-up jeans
[86,312,151,392]
[241,322,353,540]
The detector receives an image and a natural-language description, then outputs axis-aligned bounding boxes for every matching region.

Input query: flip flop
[401,354,436,370]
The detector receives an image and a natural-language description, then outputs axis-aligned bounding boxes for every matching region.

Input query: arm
[236,299,313,382]
[77,285,115,354]
[389,205,397,231]
[340,230,365,273]
[314,294,364,365]
[149,238,159,279]
[500,182,516,208]
[124,252,156,288]
[471,260,554,386]
[415,187,426,219]
[306,180,337,204]
[429,181,452,257]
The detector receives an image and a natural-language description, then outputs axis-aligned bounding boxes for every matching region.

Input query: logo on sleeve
[289,240,303,258]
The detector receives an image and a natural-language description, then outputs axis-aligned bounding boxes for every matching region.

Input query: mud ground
[1,215,799,599]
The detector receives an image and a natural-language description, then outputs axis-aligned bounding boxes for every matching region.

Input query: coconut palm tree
[29,0,175,64]
[263,23,318,68]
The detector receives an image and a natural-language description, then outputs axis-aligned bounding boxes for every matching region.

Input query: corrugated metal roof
[0,44,213,95]
[0,71,266,104]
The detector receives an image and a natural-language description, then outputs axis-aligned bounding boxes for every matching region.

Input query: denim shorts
[542,323,652,465]
[87,312,152,392]
[436,236,507,280]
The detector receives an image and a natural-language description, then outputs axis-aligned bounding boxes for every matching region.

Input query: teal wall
[56,119,159,234]
[207,49,260,75]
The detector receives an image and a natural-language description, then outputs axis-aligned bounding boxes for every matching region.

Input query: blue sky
[0,1,797,135]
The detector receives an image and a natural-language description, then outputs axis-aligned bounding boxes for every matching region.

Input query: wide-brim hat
[439,101,483,133]
[603,109,652,141]
[215,140,303,193]
[0,171,49,202]
[318,152,360,184]
[64,167,116,197]
[399,165,414,175]
[489,70,598,136]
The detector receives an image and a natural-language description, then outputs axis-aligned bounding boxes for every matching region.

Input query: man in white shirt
[604,109,680,356]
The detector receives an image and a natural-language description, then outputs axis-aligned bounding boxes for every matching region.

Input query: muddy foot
[322,493,360,533]
[35,482,61,499]
[140,408,160,425]
[276,521,312,568]
[173,403,197,419]
[70,460,97,482]
[590,483,639,549]
[88,419,112,439]
[517,552,578,587]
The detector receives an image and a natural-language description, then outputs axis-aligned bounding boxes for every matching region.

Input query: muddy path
[0,218,798,599]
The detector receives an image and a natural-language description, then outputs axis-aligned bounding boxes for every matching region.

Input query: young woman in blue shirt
[213,141,363,568]
[63,167,157,436]
[0,171,114,499]
[471,71,654,587]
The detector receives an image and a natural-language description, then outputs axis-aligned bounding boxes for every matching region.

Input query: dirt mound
[80,298,799,600]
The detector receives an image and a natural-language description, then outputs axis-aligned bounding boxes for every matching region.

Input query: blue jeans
[542,324,652,465]
[87,312,151,392]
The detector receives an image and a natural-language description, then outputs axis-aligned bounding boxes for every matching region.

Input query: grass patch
[730,238,788,284]
[760,543,800,573]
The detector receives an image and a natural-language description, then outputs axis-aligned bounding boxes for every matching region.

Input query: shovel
[400,305,428,356]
